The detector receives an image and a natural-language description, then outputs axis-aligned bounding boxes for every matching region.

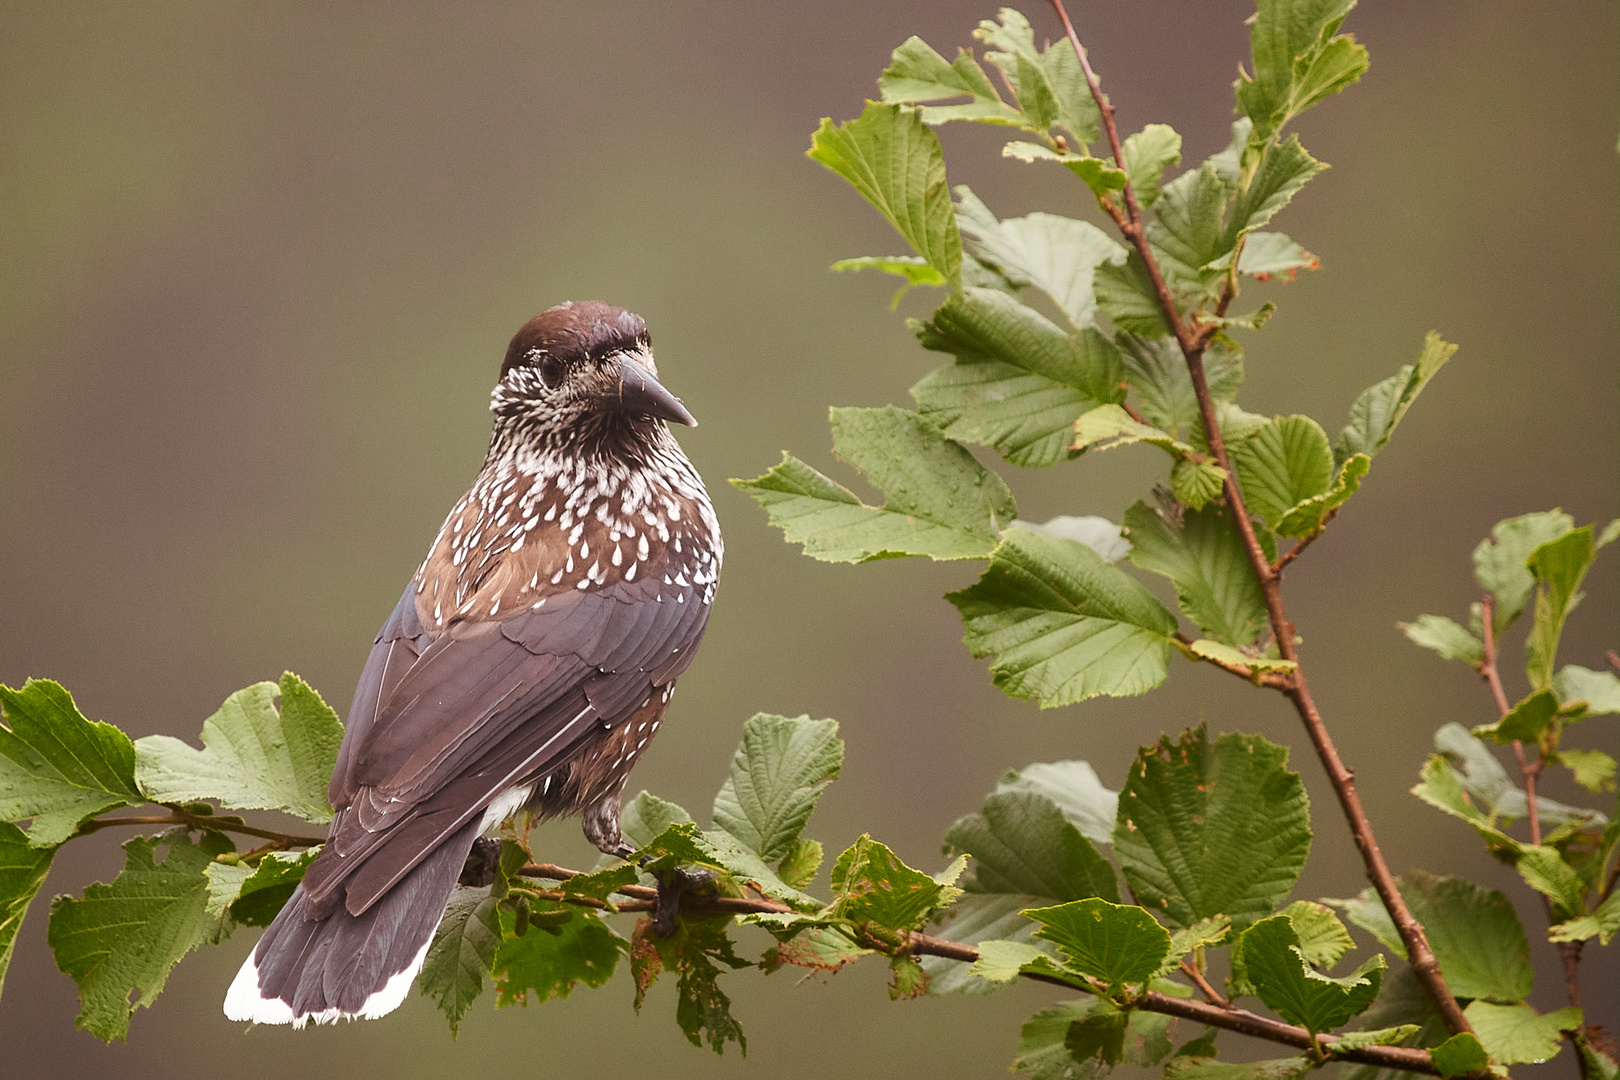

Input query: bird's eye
[538,355,566,390]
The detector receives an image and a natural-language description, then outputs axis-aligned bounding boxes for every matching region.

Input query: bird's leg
[650,865,713,938]
[459,837,502,887]
[582,790,711,937]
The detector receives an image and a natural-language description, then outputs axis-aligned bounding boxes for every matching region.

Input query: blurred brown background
[1,1,1615,1077]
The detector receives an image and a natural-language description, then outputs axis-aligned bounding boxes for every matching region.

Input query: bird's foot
[652,865,714,938]
[459,837,503,887]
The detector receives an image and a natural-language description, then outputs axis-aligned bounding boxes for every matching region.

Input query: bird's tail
[224,819,480,1026]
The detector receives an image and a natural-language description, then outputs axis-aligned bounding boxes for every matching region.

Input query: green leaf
[1016,516,1132,564]
[1185,639,1297,676]
[1325,872,1532,1001]
[1331,1025,1424,1054]
[947,528,1179,707]
[1465,1001,1582,1066]
[1282,900,1354,967]
[1410,754,1519,854]
[640,915,749,1054]
[1116,333,1244,434]
[1227,136,1327,244]
[1026,898,1171,987]
[1334,333,1456,467]
[235,849,319,926]
[1472,510,1574,632]
[830,255,947,308]
[1066,998,1130,1066]
[1002,140,1128,197]
[133,673,343,825]
[1236,0,1368,143]
[1554,665,1620,719]
[1276,452,1369,537]
[1095,251,1171,336]
[1526,526,1596,691]
[732,406,1015,563]
[1114,726,1312,931]
[1072,405,1191,457]
[974,9,1099,144]
[921,288,1127,405]
[1430,722,1596,828]
[1473,690,1559,745]
[711,713,841,865]
[1017,1000,1109,1080]
[1149,163,1233,294]
[1125,500,1268,646]
[969,938,1053,984]
[831,834,956,934]
[619,790,693,849]
[946,791,1120,904]
[1164,1056,1313,1080]
[492,901,625,1007]
[1231,914,1383,1034]
[995,760,1118,846]
[953,190,1127,331]
[1122,124,1183,207]
[1557,749,1617,794]
[1400,615,1483,665]
[1430,1033,1490,1079]
[0,821,56,993]
[808,101,961,286]
[1511,845,1586,918]
[1549,889,1620,945]
[879,36,1024,127]
[1233,231,1319,280]
[635,821,819,910]
[0,679,142,847]
[1171,459,1230,512]
[1231,415,1334,534]
[912,356,1093,468]
[48,828,234,1041]
[419,885,500,1035]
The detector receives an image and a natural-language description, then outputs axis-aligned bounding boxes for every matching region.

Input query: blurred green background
[1,1,1615,1077]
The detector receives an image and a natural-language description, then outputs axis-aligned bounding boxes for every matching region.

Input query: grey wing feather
[305,565,712,918]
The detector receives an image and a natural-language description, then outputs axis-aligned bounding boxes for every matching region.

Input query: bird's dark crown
[500,301,651,381]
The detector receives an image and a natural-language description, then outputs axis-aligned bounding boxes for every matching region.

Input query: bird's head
[490,302,696,444]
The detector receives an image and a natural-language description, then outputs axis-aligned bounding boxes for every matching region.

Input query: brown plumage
[226,301,720,1027]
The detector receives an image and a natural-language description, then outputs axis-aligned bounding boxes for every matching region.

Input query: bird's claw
[651,865,713,938]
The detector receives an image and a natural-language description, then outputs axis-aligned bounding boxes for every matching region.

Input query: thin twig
[1272,510,1338,575]
[515,860,1438,1074]
[1044,0,1471,1036]
[76,812,326,847]
[1180,960,1231,1007]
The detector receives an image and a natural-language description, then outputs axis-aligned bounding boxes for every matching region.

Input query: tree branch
[519,860,1439,1074]
[1043,0,1471,1036]
[77,811,327,847]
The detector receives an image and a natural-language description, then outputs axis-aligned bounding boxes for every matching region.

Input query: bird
[225,301,721,1027]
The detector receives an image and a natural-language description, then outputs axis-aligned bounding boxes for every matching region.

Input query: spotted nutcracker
[226,302,721,1027]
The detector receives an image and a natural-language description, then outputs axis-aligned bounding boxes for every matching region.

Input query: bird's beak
[604,354,697,427]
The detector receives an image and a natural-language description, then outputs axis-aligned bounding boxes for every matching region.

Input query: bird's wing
[305,564,712,917]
